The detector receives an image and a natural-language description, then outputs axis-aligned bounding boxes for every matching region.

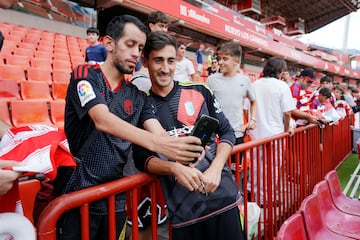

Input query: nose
[131,46,141,58]
[161,62,170,72]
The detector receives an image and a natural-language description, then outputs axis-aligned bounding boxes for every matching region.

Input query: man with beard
[59,15,204,240]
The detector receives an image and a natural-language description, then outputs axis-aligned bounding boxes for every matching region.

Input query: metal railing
[36,116,353,240]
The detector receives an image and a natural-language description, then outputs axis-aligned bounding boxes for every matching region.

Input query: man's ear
[148,23,155,32]
[142,56,148,68]
[102,35,114,52]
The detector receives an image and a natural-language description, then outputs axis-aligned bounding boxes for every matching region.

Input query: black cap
[320,76,331,83]
[299,68,316,82]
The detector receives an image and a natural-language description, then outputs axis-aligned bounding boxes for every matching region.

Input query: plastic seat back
[313,181,360,239]
[0,101,11,126]
[52,82,68,100]
[0,79,20,101]
[5,54,30,68]
[18,179,41,224]
[277,213,307,240]
[27,67,52,84]
[49,100,65,128]
[300,193,353,240]
[20,81,52,101]
[0,64,26,82]
[30,58,53,71]
[10,100,52,127]
[52,70,71,83]
[325,170,360,217]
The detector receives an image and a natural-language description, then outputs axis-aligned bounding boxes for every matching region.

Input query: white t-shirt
[206,73,256,138]
[250,77,295,140]
[174,58,195,82]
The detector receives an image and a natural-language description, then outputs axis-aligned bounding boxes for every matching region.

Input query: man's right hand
[155,135,204,163]
[171,162,205,193]
[0,160,21,195]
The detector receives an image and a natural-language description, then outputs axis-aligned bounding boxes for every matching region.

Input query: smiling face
[143,44,176,94]
[217,52,239,77]
[110,23,147,74]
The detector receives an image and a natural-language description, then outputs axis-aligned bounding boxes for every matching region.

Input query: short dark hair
[86,27,99,35]
[143,31,176,59]
[0,31,4,51]
[176,41,186,49]
[217,41,242,59]
[106,15,149,42]
[262,57,287,78]
[147,11,169,26]
[320,75,332,83]
[319,87,332,98]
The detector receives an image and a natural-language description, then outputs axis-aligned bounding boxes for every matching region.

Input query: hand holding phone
[191,115,219,147]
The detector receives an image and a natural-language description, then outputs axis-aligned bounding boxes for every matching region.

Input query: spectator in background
[279,70,293,87]
[334,85,352,118]
[174,42,196,82]
[290,68,317,111]
[131,10,170,91]
[206,41,256,146]
[59,15,203,240]
[249,57,295,206]
[206,48,214,74]
[134,31,244,240]
[207,55,220,75]
[195,43,205,75]
[290,68,319,126]
[338,83,356,108]
[85,27,107,64]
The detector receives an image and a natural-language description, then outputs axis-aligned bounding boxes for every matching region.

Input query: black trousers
[171,207,245,240]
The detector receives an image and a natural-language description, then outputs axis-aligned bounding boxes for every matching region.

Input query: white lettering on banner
[179,4,210,24]
[335,66,340,72]
[224,24,268,47]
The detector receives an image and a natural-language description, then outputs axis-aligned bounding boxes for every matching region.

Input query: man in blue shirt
[85,27,107,64]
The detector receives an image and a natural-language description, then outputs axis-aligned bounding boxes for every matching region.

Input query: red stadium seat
[20,81,52,101]
[10,100,52,127]
[34,50,53,60]
[52,60,72,72]
[300,193,353,240]
[5,54,30,68]
[13,47,34,58]
[52,82,68,100]
[49,100,65,128]
[18,179,41,224]
[18,42,37,50]
[52,70,71,83]
[325,170,360,217]
[312,181,360,239]
[277,213,307,240]
[27,67,52,84]
[0,79,21,101]
[0,101,11,126]
[0,64,26,82]
[30,58,53,71]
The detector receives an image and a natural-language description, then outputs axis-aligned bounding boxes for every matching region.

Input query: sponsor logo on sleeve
[77,80,96,107]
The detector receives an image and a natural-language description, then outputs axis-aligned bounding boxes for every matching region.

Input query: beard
[114,61,134,74]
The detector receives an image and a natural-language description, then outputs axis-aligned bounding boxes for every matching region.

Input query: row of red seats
[0,64,72,83]
[0,78,68,101]
[277,170,360,239]
[0,100,65,128]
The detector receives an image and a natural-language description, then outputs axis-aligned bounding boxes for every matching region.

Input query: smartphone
[191,114,219,147]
